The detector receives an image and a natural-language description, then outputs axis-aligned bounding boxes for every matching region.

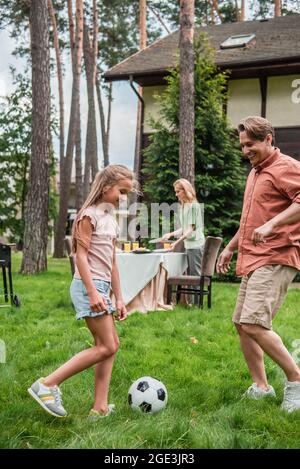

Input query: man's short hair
[238,116,275,145]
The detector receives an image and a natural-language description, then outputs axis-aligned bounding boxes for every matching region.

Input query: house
[104,14,300,166]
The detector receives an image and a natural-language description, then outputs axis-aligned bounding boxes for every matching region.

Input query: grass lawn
[0,253,300,449]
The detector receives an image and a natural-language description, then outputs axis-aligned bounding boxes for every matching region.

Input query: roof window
[220,33,255,49]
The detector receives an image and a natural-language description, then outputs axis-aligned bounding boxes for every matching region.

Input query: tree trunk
[134,0,147,183]
[83,18,98,199]
[240,0,245,21]
[68,0,83,211]
[234,0,239,21]
[53,0,83,257]
[48,0,64,184]
[106,82,112,162]
[96,72,109,167]
[274,0,282,17]
[67,0,75,60]
[212,0,223,23]
[75,99,83,210]
[21,0,50,274]
[179,0,195,186]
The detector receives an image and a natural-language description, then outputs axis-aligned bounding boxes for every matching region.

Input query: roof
[104,14,300,82]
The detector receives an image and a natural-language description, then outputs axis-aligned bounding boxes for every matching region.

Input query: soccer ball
[128,376,168,414]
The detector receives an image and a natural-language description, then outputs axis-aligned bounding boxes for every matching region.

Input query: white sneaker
[28,378,67,418]
[244,383,276,400]
[281,381,300,413]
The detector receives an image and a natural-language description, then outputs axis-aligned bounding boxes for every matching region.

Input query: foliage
[143,34,246,270]
[0,71,58,246]
[249,0,300,18]
[0,71,31,245]
[1,254,300,449]
[98,0,164,70]
[150,0,241,27]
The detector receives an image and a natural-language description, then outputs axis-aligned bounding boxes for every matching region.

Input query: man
[217,116,300,412]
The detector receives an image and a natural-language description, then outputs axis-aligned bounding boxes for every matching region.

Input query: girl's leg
[86,316,119,413]
[43,314,118,387]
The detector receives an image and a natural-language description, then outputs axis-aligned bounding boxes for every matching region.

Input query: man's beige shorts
[233,265,297,330]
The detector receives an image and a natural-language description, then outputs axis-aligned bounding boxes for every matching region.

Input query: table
[115,252,188,314]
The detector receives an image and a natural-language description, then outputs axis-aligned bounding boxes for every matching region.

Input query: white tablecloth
[116,252,188,313]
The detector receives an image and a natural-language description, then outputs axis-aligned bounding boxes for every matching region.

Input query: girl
[28,165,135,419]
[162,179,205,301]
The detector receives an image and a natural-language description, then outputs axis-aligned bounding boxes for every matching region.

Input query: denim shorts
[70,278,115,321]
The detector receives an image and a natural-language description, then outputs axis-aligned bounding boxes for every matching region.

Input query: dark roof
[104,15,300,82]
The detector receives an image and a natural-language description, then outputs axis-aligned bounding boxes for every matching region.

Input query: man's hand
[252,221,274,245]
[217,247,234,274]
[115,300,127,321]
[88,290,108,312]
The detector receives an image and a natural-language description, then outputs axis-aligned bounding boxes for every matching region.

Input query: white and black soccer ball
[128,376,168,414]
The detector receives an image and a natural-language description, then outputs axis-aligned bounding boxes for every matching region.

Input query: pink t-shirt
[74,204,119,282]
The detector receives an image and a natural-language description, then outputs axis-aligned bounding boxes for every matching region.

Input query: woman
[162,179,205,301]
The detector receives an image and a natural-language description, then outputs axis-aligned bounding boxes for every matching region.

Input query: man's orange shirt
[236,148,300,276]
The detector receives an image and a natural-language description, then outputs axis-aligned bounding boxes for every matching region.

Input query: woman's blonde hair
[173,178,197,203]
[72,164,136,252]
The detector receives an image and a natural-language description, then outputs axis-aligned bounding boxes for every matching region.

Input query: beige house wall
[143,86,166,133]
[266,75,300,126]
[143,76,300,132]
[226,79,261,128]
[143,79,263,132]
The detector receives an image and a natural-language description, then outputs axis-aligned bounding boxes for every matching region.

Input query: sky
[0,27,139,170]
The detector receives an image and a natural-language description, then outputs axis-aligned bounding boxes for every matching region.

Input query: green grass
[0,253,300,449]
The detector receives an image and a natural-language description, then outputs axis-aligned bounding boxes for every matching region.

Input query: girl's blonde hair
[173,178,197,203]
[72,164,136,253]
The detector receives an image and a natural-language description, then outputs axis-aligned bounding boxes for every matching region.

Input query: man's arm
[252,202,300,245]
[216,229,240,274]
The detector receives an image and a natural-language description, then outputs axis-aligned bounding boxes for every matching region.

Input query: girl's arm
[75,217,108,312]
[111,241,127,321]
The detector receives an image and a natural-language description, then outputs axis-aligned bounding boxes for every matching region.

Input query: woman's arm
[75,217,108,312]
[161,227,183,241]
[169,226,194,250]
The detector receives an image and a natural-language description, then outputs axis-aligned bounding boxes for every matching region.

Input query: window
[220,34,255,49]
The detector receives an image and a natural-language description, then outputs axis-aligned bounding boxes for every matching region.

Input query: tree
[275,0,282,16]
[0,73,31,246]
[143,35,246,247]
[21,0,51,274]
[179,0,195,185]
[82,0,99,198]
[134,0,147,183]
[48,0,65,190]
[54,0,83,258]
[249,0,300,19]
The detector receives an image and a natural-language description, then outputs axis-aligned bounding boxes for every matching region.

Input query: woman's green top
[178,202,205,249]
